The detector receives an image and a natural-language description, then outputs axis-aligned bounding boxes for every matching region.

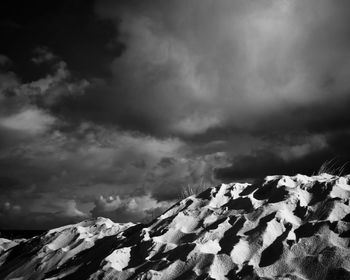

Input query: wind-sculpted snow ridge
[0,238,19,254]
[1,174,350,280]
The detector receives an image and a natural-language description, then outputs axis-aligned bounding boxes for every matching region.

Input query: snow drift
[1,174,350,279]
[0,238,19,255]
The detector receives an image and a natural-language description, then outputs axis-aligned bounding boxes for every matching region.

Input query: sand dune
[1,174,350,279]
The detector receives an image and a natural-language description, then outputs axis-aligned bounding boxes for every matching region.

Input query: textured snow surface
[1,174,350,279]
[0,238,19,254]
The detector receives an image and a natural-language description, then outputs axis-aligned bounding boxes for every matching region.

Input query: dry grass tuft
[317,158,348,176]
[180,179,211,199]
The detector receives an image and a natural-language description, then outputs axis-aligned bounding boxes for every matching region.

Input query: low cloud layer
[91,194,173,223]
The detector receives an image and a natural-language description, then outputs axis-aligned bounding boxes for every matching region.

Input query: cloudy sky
[1,0,350,229]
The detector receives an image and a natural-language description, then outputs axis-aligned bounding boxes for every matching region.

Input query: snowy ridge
[0,238,19,255]
[1,174,350,279]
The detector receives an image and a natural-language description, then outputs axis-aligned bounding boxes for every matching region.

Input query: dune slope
[1,174,350,280]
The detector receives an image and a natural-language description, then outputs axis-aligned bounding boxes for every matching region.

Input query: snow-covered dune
[0,238,19,255]
[1,174,350,280]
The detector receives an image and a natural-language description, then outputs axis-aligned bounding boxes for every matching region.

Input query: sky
[1,0,350,229]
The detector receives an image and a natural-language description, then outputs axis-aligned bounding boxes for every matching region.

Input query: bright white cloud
[57,200,89,218]
[0,108,56,134]
[171,114,221,135]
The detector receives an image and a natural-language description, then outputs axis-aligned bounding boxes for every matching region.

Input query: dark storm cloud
[3,0,350,138]
[215,131,350,182]
[56,0,349,137]
[5,0,348,139]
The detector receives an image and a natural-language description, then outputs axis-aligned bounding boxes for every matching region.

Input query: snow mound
[1,174,350,280]
[0,238,20,254]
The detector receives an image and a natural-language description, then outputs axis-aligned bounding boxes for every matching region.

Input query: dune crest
[1,174,350,279]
